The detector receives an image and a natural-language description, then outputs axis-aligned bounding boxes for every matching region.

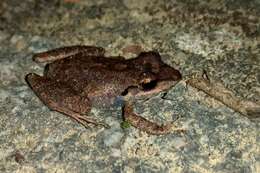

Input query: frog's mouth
[121,79,158,97]
[122,79,178,97]
[138,79,177,96]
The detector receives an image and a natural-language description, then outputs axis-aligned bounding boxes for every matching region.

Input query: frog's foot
[55,108,109,128]
[53,106,108,128]
[123,103,185,135]
[33,45,105,63]
[25,73,108,128]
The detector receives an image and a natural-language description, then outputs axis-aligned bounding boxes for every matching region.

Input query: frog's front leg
[25,73,107,128]
[33,45,105,63]
[123,102,184,135]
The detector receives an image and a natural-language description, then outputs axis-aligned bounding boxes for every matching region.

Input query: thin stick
[187,76,260,118]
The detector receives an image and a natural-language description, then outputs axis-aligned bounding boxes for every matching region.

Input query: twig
[186,75,260,118]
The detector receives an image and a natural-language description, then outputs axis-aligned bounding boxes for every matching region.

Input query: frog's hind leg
[33,45,105,63]
[25,73,108,128]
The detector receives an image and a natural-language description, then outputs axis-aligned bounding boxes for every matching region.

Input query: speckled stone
[0,0,259,173]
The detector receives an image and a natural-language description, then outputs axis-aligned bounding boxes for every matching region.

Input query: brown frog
[25,45,182,135]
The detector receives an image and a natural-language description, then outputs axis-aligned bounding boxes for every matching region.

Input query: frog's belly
[83,82,125,107]
[89,95,125,108]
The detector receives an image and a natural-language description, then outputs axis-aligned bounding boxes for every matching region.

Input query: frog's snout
[158,66,182,81]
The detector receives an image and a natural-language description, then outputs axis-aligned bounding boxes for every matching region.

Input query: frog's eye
[143,63,152,72]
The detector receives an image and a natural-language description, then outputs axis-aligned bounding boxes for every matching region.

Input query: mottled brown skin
[26,45,182,134]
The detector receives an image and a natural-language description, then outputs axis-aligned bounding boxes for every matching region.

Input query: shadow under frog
[25,45,182,135]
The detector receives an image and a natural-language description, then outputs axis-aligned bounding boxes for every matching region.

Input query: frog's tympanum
[26,45,182,135]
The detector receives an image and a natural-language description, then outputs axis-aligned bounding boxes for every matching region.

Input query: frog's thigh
[25,73,103,126]
[33,45,105,63]
[26,73,91,114]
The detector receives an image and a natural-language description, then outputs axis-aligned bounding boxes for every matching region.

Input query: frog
[25,45,182,135]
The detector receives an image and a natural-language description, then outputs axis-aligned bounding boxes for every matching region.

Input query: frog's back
[44,54,137,96]
[45,54,95,77]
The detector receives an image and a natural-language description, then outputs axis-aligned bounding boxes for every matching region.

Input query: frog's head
[129,51,182,97]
